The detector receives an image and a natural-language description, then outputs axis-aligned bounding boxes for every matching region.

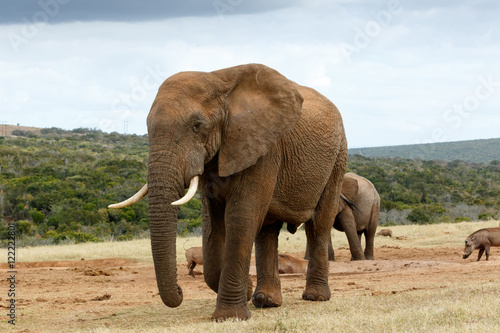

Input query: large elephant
[304,172,380,261]
[109,64,348,321]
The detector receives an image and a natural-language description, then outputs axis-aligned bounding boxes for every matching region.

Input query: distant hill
[349,138,500,164]
[0,124,43,137]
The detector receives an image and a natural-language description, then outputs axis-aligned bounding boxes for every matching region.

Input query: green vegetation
[348,155,500,226]
[0,128,201,246]
[349,137,500,163]
[1,128,499,246]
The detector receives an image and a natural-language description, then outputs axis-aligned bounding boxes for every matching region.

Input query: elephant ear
[341,175,359,202]
[214,64,303,177]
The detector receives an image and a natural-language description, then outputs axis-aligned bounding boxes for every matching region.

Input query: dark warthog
[463,227,500,261]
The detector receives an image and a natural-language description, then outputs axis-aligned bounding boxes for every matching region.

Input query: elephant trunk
[148,162,185,308]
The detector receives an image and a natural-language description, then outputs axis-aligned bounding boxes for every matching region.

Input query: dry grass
[1,221,499,332]
[77,283,500,332]
[3,220,498,263]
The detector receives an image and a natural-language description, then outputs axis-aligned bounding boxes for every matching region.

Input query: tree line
[1,128,499,246]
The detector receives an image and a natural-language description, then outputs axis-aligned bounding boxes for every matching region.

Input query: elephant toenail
[306,294,315,301]
[253,293,265,303]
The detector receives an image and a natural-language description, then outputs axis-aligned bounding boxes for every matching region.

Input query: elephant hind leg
[363,208,378,260]
[303,155,346,302]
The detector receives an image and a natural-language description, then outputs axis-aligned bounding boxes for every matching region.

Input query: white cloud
[0,1,499,146]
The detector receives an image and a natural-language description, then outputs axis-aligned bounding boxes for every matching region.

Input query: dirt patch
[2,246,499,331]
[0,258,133,269]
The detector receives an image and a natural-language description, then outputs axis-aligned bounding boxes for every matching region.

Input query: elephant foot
[364,254,374,260]
[211,305,251,322]
[350,255,366,261]
[252,291,282,308]
[302,285,331,302]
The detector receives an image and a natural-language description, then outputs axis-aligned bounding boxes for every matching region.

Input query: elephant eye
[193,121,203,133]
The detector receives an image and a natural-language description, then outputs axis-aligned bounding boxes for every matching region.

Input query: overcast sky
[1,0,499,148]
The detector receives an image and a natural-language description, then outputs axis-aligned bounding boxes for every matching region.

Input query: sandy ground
[1,246,499,331]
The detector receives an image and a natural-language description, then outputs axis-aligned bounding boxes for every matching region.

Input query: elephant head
[109,64,303,308]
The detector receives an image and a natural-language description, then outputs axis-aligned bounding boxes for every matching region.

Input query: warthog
[278,253,308,274]
[376,229,393,237]
[185,246,203,277]
[463,227,500,261]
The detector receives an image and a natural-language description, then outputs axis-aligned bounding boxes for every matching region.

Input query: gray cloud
[0,0,300,25]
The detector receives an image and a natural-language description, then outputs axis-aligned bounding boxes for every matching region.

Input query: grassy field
[82,283,499,333]
[2,221,499,332]
[5,220,498,263]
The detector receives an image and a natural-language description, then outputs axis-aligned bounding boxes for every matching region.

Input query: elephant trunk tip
[159,284,184,308]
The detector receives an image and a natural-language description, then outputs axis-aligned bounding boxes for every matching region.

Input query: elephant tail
[340,193,361,213]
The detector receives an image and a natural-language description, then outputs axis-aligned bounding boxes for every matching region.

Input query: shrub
[407,204,447,224]
[478,213,494,220]
[454,216,472,222]
[17,220,35,236]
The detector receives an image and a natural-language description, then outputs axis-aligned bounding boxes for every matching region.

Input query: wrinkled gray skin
[463,227,500,261]
[185,247,203,277]
[306,173,380,261]
[332,173,380,260]
[278,253,308,274]
[377,229,393,237]
[127,64,347,321]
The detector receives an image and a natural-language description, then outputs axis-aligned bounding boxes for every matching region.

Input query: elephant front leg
[202,198,225,294]
[210,210,261,321]
[253,221,283,308]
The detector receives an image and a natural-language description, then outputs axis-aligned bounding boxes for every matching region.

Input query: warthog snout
[463,241,473,259]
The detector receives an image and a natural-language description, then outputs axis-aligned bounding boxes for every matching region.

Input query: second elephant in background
[334,172,380,260]
[305,172,380,261]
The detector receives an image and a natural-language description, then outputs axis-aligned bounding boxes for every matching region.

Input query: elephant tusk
[108,184,148,209]
[171,176,199,206]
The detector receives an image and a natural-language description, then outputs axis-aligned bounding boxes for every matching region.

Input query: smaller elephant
[306,173,380,261]
[278,253,308,274]
[185,247,203,277]
[333,173,380,260]
[377,229,393,237]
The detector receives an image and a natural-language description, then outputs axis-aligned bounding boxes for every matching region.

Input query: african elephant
[334,172,380,260]
[304,172,380,261]
[108,64,348,321]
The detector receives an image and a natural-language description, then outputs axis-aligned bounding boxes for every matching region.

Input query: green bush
[407,204,447,224]
[478,213,495,220]
[118,234,133,241]
[16,220,35,236]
